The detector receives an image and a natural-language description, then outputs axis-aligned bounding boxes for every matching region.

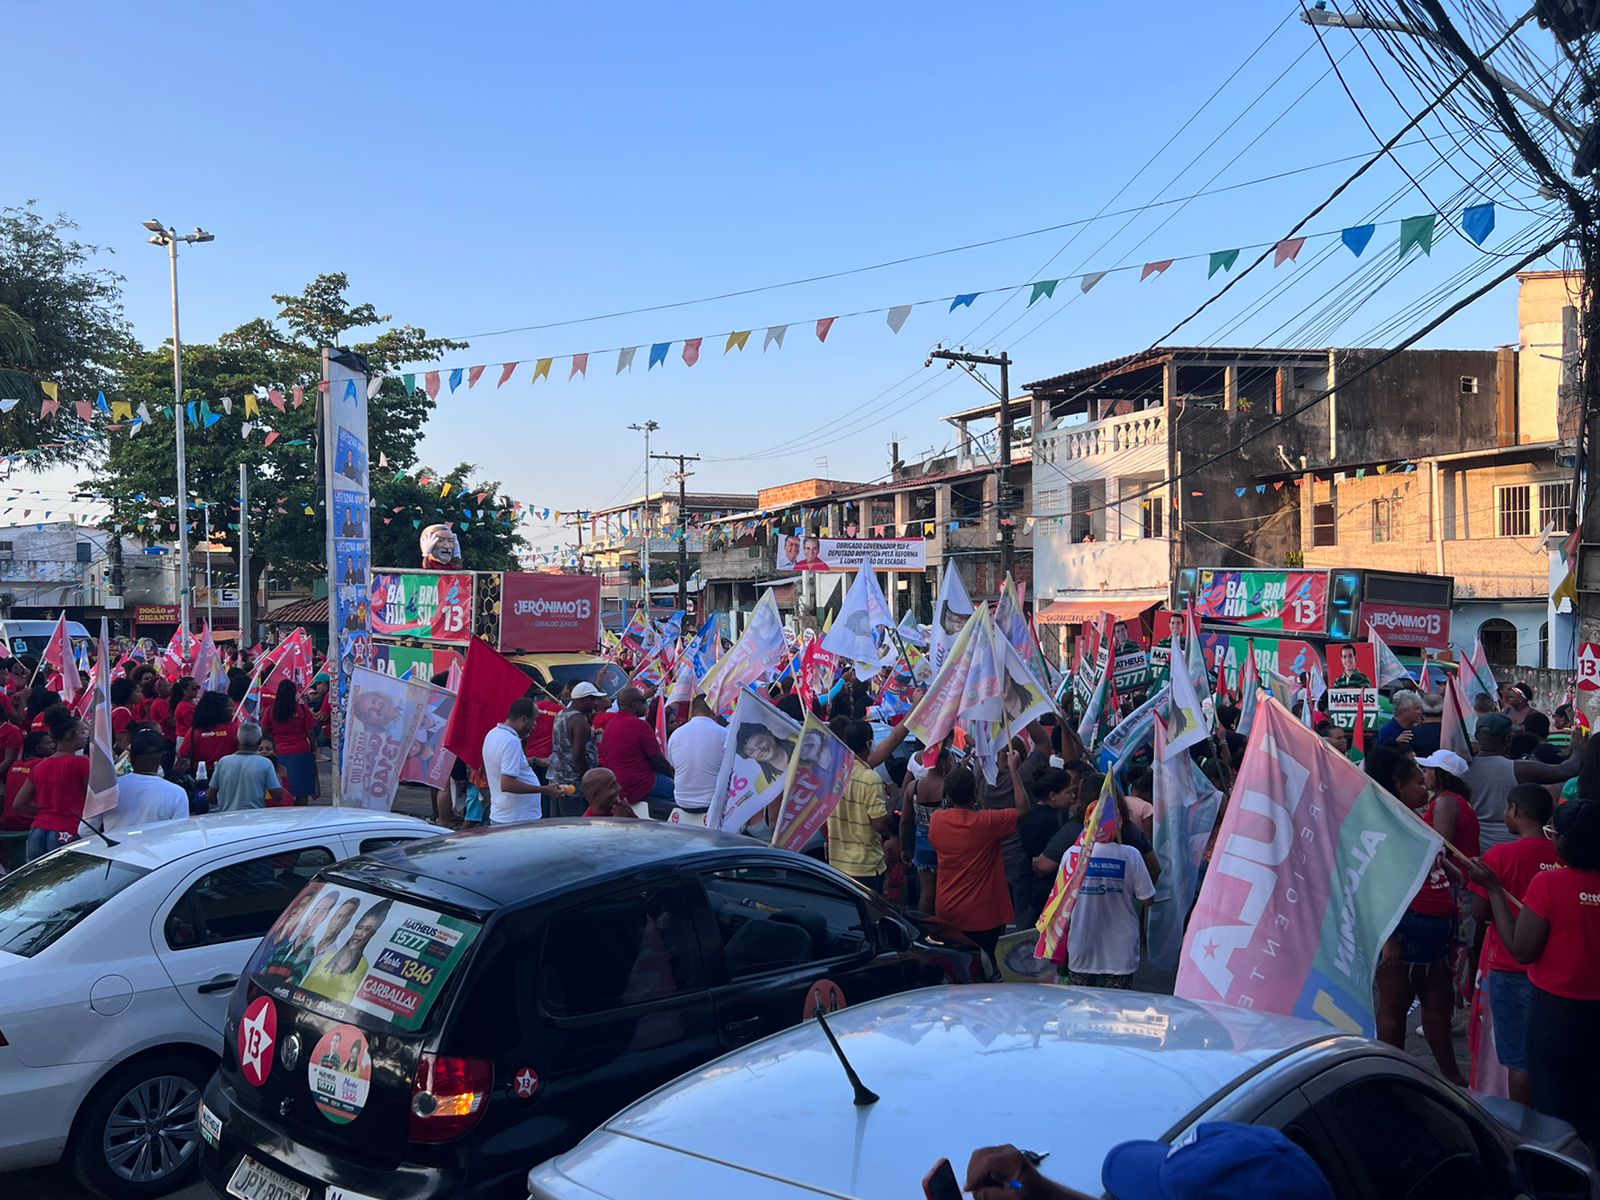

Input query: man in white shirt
[666,695,725,826]
[103,730,190,833]
[482,698,557,825]
[1061,837,1155,987]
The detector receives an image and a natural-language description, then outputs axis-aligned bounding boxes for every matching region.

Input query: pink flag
[268,388,286,411]
[569,353,589,380]
[1274,237,1307,266]
[43,614,82,703]
[498,362,517,387]
[468,365,486,388]
[682,338,702,368]
[41,396,59,417]
[81,619,120,822]
[1140,259,1174,281]
[264,431,280,447]
[424,371,441,400]
[816,317,836,343]
[292,385,305,408]
[74,400,93,421]
[771,713,855,852]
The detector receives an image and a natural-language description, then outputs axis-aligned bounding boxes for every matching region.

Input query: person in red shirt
[264,680,319,804]
[1474,798,1600,1147]
[597,687,674,817]
[109,677,137,754]
[0,711,22,781]
[188,690,238,777]
[148,674,174,740]
[172,676,200,750]
[930,750,1031,975]
[15,707,90,861]
[527,696,563,761]
[2,729,52,833]
[1469,784,1559,1105]
[1369,748,1466,1085]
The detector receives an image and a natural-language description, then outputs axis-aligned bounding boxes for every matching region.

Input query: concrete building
[579,489,758,618]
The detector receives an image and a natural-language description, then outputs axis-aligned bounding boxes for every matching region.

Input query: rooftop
[1026,345,1329,394]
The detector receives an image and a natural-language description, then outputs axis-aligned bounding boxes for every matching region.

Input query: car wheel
[70,1052,212,1200]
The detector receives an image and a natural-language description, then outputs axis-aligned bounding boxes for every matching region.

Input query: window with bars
[1141,496,1164,539]
[1312,502,1337,547]
[1070,483,1101,544]
[1371,499,1393,544]
[1497,485,1532,537]
[1540,480,1574,533]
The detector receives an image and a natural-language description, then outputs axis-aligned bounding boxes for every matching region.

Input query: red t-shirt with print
[1523,866,1600,999]
[2,756,36,832]
[1472,835,1563,974]
[191,726,238,773]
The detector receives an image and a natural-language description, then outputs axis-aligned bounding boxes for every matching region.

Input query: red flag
[443,637,533,770]
[43,614,82,703]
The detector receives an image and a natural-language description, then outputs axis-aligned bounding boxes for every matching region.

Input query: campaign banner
[1360,601,1450,649]
[1189,569,1329,635]
[371,572,475,644]
[400,678,457,790]
[246,882,480,1034]
[1177,698,1440,1036]
[708,690,804,833]
[498,573,602,652]
[777,535,927,572]
[340,667,431,810]
[369,641,464,684]
[1200,634,1322,697]
[771,713,856,852]
[324,349,373,797]
[1325,642,1383,733]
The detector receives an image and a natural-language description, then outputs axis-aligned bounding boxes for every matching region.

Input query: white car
[0,808,437,1199]
[528,984,1597,1200]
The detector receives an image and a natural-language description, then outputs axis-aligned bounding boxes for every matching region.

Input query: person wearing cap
[548,681,605,818]
[962,1122,1333,1200]
[1467,712,1583,848]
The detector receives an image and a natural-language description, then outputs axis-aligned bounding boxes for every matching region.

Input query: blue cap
[1102,1123,1333,1200]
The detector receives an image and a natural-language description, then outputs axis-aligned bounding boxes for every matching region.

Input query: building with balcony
[1025,272,1580,668]
[579,489,758,616]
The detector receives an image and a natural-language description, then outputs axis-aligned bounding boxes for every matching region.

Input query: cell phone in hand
[924,1157,963,1200]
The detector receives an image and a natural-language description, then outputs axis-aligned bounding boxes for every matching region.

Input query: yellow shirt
[827,761,888,879]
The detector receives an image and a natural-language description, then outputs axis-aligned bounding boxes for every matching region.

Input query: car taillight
[409,1053,492,1143]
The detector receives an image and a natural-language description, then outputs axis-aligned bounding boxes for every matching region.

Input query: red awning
[1036,599,1159,627]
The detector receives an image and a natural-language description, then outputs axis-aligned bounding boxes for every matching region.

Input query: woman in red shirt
[1476,799,1600,1147]
[15,708,90,861]
[188,690,238,777]
[171,676,199,750]
[1370,748,1466,1085]
[929,750,1030,975]
[265,680,319,804]
[2,729,52,832]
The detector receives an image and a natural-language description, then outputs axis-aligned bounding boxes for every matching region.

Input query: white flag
[1164,631,1210,759]
[930,565,974,674]
[1368,623,1414,688]
[822,562,894,665]
[886,305,913,334]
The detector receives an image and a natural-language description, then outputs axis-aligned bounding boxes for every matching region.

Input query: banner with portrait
[776,535,927,572]
[707,690,803,833]
[340,666,432,810]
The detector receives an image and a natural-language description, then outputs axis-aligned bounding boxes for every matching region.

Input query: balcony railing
[1043,408,1166,465]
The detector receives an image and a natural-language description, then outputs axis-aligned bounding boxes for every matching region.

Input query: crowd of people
[0,644,332,864]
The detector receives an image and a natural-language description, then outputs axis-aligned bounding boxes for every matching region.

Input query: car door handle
[722,1017,762,1040]
[196,974,239,994]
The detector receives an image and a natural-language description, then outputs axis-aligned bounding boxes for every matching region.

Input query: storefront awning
[1036,598,1160,627]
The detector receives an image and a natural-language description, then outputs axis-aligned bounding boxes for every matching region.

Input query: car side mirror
[1516,1144,1594,1200]
[877,916,909,952]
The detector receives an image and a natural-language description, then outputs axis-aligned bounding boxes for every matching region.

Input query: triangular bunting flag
[886,305,912,333]
[570,353,588,379]
[111,400,133,421]
[75,400,93,421]
[682,338,702,367]
[617,346,637,373]
[424,370,441,399]
[96,389,110,414]
[447,368,463,393]
[291,385,304,408]
[497,362,517,386]
[1208,249,1239,278]
[1399,214,1436,257]
[1462,201,1495,246]
[816,316,836,342]
[1028,279,1060,307]
[949,293,977,311]
[764,325,787,351]
[1080,271,1107,293]
[244,393,260,417]
[648,342,670,370]
[1274,237,1306,266]
[1140,260,1173,281]
[1342,223,1376,257]
[726,330,751,353]
[403,373,416,395]
[468,364,485,388]
[533,358,552,382]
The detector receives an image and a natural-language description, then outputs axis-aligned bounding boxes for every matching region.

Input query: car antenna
[814,1009,878,1107]
[79,815,120,849]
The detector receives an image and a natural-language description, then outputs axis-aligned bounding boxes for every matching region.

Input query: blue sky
[11,1,1568,558]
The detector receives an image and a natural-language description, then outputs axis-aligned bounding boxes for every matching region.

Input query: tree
[96,274,522,596]
[0,202,134,467]
[371,464,524,571]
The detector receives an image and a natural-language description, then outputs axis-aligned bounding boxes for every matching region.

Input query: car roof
[547,985,1337,1199]
[330,819,794,913]
[64,808,436,871]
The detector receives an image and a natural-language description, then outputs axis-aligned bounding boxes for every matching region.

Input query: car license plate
[227,1156,310,1200]
[198,1101,222,1149]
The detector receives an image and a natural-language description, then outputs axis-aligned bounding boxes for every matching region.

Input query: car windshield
[543,663,630,696]
[0,850,151,957]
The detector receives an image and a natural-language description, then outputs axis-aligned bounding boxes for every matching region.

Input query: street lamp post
[144,219,214,637]
[628,420,659,614]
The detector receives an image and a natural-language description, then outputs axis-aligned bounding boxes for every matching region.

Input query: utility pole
[651,451,701,614]
[565,511,587,573]
[238,463,251,647]
[929,347,1016,578]
[628,421,659,615]
[202,501,214,629]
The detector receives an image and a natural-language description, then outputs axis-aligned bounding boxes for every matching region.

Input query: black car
[199,820,982,1200]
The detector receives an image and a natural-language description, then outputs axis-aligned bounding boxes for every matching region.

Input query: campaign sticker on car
[226,1155,309,1200]
[237,995,277,1087]
[803,978,847,1020]
[308,1023,372,1124]
[198,1100,222,1149]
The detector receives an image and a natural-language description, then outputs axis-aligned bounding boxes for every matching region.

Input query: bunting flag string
[1,204,1502,422]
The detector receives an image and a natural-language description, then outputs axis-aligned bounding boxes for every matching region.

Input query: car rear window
[243,880,481,1034]
[0,851,150,957]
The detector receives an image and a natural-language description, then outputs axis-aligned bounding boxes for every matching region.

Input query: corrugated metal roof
[1025,345,1330,394]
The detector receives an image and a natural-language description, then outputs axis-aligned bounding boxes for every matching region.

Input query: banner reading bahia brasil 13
[1176,697,1440,1037]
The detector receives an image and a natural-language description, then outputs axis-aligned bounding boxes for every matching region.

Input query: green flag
[403,372,417,396]
[1208,249,1240,278]
[1027,279,1060,307]
[1399,214,1436,257]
